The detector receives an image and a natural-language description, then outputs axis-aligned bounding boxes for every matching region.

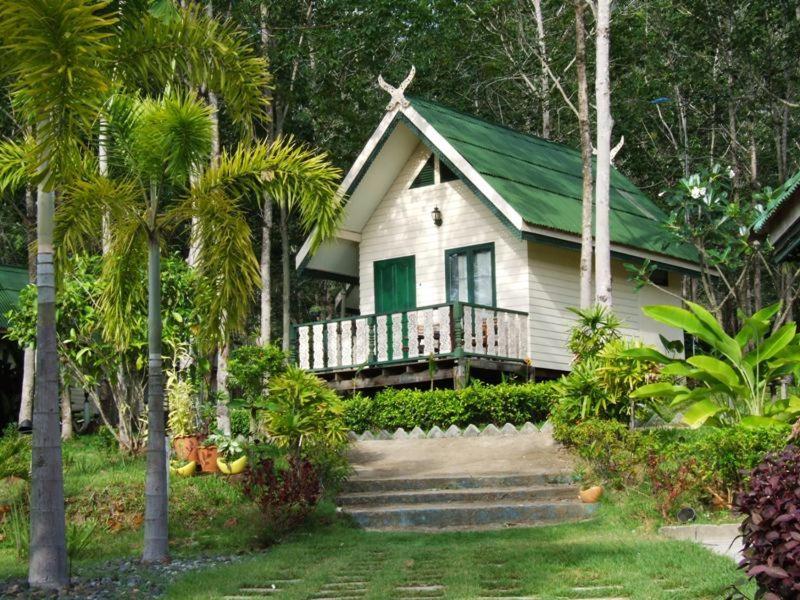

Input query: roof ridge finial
[377,66,415,111]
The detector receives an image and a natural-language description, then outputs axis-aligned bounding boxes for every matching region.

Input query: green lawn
[165,501,753,600]
[0,435,755,599]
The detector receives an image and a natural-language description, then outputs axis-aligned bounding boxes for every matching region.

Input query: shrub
[241,445,322,532]
[556,418,789,514]
[229,408,250,437]
[228,344,286,405]
[260,366,347,452]
[167,373,197,437]
[342,380,559,432]
[0,425,31,480]
[735,445,800,599]
[567,305,622,362]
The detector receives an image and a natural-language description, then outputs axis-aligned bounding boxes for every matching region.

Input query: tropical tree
[55,93,341,561]
[628,302,800,428]
[0,0,115,588]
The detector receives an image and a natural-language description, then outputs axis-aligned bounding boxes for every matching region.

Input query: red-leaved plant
[241,454,322,532]
[734,444,800,599]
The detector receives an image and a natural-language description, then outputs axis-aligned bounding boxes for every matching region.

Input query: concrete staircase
[338,432,596,531]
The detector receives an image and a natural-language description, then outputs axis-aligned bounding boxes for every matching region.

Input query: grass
[165,500,754,599]
[0,434,271,581]
[0,433,756,598]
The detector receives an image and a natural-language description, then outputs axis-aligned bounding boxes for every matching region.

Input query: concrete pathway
[659,523,743,562]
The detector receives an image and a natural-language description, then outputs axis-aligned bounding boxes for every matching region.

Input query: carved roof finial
[377,66,416,111]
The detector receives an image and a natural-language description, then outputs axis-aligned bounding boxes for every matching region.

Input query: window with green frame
[445,243,496,306]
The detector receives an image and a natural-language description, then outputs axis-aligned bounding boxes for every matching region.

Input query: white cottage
[295,87,698,390]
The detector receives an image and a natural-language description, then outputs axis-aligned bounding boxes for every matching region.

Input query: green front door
[374,256,416,314]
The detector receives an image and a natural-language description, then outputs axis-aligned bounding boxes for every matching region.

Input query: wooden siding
[527,243,684,371]
[359,144,530,324]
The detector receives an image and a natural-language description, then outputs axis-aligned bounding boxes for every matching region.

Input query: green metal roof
[0,265,28,330]
[754,168,800,233]
[408,97,698,264]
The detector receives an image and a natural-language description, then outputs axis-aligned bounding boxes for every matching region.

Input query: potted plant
[167,376,199,462]
[197,434,221,473]
[214,435,249,475]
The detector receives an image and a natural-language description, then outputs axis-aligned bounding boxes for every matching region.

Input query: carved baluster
[376,315,389,362]
[497,312,508,357]
[462,306,474,353]
[438,306,452,353]
[407,311,419,358]
[391,313,403,360]
[486,310,497,356]
[327,322,340,368]
[312,323,325,369]
[355,319,369,364]
[423,309,434,355]
[298,326,310,369]
[341,320,353,367]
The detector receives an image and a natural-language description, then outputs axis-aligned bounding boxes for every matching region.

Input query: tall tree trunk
[259,197,273,346]
[215,343,231,435]
[281,203,291,353]
[575,0,593,309]
[100,118,111,254]
[18,186,36,429]
[60,379,72,442]
[532,0,550,139]
[28,179,68,589]
[593,0,613,309]
[143,227,168,563]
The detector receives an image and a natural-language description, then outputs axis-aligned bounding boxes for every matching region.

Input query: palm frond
[98,211,149,348]
[0,0,115,184]
[131,94,212,186]
[0,136,38,192]
[116,3,270,135]
[55,174,145,269]
[262,137,344,252]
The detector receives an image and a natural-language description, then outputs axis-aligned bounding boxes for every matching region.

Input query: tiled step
[342,473,573,494]
[344,499,597,531]
[337,484,578,507]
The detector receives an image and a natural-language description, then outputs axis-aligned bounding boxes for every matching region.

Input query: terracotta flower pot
[578,485,603,504]
[172,435,200,462]
[197,445,219,473]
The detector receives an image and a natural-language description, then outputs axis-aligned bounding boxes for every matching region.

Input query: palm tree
[0,0,115,588]
[56,94,341,562]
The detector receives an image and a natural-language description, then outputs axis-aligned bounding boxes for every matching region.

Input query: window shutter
[411,155,435,188]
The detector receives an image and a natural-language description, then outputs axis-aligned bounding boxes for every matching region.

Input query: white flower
[727,167,735,178]
[739,226,748,236]
[690,186,703,199]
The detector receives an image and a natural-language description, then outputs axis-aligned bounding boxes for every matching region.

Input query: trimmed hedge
[230,408,250,437]
[342,381,559,432]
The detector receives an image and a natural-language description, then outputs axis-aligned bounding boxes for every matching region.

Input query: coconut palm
[55,93,341,561]
[0,0,115,588]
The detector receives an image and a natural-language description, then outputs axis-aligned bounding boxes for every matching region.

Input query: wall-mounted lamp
[431,206,443,227]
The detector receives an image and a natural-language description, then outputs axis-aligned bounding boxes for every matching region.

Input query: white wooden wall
[358,141,684,372]
[359,143,530,317]
[527,243,684,371]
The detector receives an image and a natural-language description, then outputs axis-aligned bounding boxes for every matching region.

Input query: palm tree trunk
[18,186,36,429]
[575,0,593,309]
[28,181,68,589]
[215,343,231,435]
[259,196,273,346]
[143,231,168,563]
[280,203,291,353]
[594,0,613,309]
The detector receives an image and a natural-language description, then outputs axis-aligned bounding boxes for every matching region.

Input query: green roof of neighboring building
[0,265,28,330]
[408,97,698,263]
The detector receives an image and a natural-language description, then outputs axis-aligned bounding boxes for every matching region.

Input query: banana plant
[626,302,800,428]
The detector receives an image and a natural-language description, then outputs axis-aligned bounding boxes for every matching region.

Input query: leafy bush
[241,445,322,532]
[628,302,800,428]
[342,380,559,432]
[567,305,622,362]
[228,344,286,405]
[229,408,250,437]
[166,372,197,437]
[555,418,789,513]
[735,445,800,599]
[260,366,347,452]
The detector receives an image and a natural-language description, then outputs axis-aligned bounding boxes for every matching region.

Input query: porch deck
[293,302,530,390]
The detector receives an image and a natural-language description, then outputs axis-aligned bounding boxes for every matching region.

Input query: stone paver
[659,523,743,561]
